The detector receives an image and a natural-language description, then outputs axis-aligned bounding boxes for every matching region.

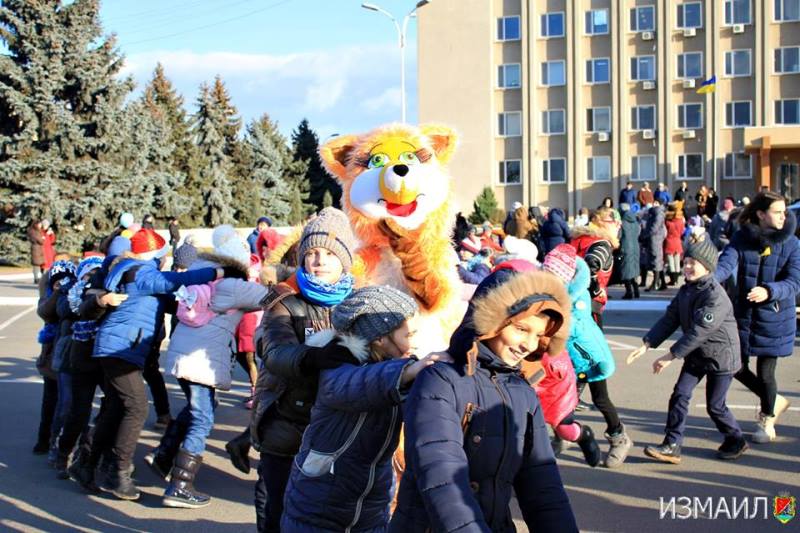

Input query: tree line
[0,0,341,264]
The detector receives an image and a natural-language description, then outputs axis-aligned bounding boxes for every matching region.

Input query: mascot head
[319,123,457,239]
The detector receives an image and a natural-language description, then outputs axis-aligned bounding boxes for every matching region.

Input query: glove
[222,266,247,281]
[301,339,359,373]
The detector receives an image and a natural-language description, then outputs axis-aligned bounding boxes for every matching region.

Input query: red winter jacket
[664,216,685,256]
[570,224,618,314]
[533,350,578,427]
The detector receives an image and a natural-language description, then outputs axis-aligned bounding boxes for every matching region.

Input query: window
[724,50,752,77]
[677,2,703,28]
[725,0,751,24]
[542,109,565,135]
[542,158,567,183]
[498,112,522,137]
[631,105,656,130]
[775,0,800,21]
[678,154,703,179]
[585,9,609,34]
[775,47,800,74]
[775,99,800,124]
[631,56,656,80]
[542,60,566,86]
[540,12,565,37]
[678,103,703,129]
[630,6,655,31]
[631,155,657,181]
[587,157,611,182]
[677,52,703,78]
[498,64,521,88]
[586,58,610,83]
[724,153,752,179]
[499,160,522,184]
[587,107,611,132]
[497,16,521,41]
[725,101,752,127]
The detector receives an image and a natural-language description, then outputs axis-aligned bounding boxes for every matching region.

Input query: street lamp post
[361,1,430,123]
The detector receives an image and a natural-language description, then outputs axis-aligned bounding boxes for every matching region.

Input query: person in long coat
[619,206,641,299]
[28,220,46,283]
[641,203,667,291]
[663,204,686,286]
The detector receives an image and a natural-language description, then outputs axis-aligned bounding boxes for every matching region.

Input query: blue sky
[100,0,422,140]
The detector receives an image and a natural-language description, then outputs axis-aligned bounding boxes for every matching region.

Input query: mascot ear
[419,124,458,165]
[319,134,359,181]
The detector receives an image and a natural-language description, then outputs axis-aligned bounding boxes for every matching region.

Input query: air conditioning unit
[642,31,655,41]
[682,78,696,89]
[597,131,609,142]
[642,129,656,139]
[642,80,656,90]
[682,129,696,139]
[732,24,745,34]
[683,28,697,37]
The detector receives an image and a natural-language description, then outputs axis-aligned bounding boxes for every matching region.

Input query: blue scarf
[295,267,354,307]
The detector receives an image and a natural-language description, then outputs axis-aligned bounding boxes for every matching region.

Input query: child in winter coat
[145,226,270,509]
[543,245,630,469]
[235,254,266,409]
[664,204,685,286]
[282,286,449,532]
[629,237,747,463]
[390,267,577,533]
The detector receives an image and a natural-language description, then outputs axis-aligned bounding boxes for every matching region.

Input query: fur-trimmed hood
[738,209,797,249]
[449,269,571,375]
[570,222,620,249]
[305,328,372,364]
[192,252,249,275]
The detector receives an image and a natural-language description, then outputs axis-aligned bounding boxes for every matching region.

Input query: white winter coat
[167,256,269,390]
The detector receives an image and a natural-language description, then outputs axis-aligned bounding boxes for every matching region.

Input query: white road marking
[696,404,800,412]
[0,305,36,331]
[0,296,38,306]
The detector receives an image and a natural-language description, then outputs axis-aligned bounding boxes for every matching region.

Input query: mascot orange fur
[319,123,465,352]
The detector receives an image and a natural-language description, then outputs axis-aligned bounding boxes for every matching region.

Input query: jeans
[665,364,742,445]
[255,452,293,533]
[58,366,104,455]
[90,357,147,471]
[735,355,778,416]
[587,379,622,435]
[175,379,216,455]
[37,377,58,446]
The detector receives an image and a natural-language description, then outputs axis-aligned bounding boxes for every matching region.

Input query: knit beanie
[542,244,578,284]
[299,207,357,271]
[503,236,539,265]
[108,235,131,257]
[76,256,104,281]
[48,259,76,287]
[685,236,718,272]
[119,212,134,229]
[173,242,198,270]
[212,225,250,267]
[332,286,418,344]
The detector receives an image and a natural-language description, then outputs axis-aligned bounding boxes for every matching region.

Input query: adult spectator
[706,188,719,217]
[674,181,689,203]
[28,220,46,283]
[619,182,637,208]
[100,212,134,255]
[638,182,655,207]
[168,218,181,253]
[709,197,736,250]
[696,186,710,217]
[541,208,571,255]
[641,202,667,291]
[452,212,470,249]
[142,214,155,230]
[502,201,523,235]
[39,219,57,271]
[247,217,272,255]
[654,183,671,205]
[460,226,483,254]
[574,207,590,227]
[619,204,641,299]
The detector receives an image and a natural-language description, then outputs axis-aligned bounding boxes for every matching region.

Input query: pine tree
[469,187,499,224]
[0,0,139,261]
[242,114,292,224]
[322,190,333,208]
[291,119,341,212]
[191,83,235,226]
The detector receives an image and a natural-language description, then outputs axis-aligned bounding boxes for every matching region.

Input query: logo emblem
[703,312,714,324]
[774,493,796,524]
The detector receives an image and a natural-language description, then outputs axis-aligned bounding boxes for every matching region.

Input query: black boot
[668,273,678,286]
[633,280,640,298]
[644,441,681,464]
[225,429,252,475]
[657,272,668,291]
[622,281,633,300]
[98,456,140,501]
[577,424,601,467]
[639,270,649,288]
[67,448,100,493]
[163,449,211,508]
[54,451,70,480]
[145,419,187,480]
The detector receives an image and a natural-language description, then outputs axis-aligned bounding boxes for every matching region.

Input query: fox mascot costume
[319,123,465,352]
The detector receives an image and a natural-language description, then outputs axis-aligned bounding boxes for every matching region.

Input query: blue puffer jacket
[540,208,571,256]
[93,257,217,368]
[282,331,412,533]
[390,271,576,533]
[715,211,800,358]
[566,258,615,382]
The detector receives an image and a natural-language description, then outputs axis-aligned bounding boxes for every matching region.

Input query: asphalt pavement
[0,274,797,532]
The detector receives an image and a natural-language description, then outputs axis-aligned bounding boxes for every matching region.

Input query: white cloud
[362,88,401,113]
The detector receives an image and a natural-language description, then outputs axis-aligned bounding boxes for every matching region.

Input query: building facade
[417,0,800,217]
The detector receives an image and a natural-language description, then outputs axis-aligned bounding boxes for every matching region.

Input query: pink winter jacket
[533,350,579,427]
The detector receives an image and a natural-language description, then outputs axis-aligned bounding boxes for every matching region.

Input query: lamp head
[361,2,379,11]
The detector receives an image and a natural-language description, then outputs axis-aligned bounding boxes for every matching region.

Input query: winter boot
[633,281,640,298]
[752,412,777,443]
[54,451,70,480]
[145,419,187,480]
[717,436,748,460]
[622,281,634,300]
[644,441,681,464]
[98,456,140,501]
[576,425,601,467]
[657,272,668,291]
[225,430,252,475]
[47,442,59,467]
[604,424,632,468]
[668,273,679,286]
[639,271,649,289]
[163,449,211,508]
[32,440,49,455]
[773,394,791,424]
[67,449,100,493]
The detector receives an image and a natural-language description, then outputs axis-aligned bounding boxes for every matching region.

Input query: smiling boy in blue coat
[628,237,746,463]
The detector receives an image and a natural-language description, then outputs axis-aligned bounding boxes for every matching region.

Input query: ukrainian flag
[696,75,716,94]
